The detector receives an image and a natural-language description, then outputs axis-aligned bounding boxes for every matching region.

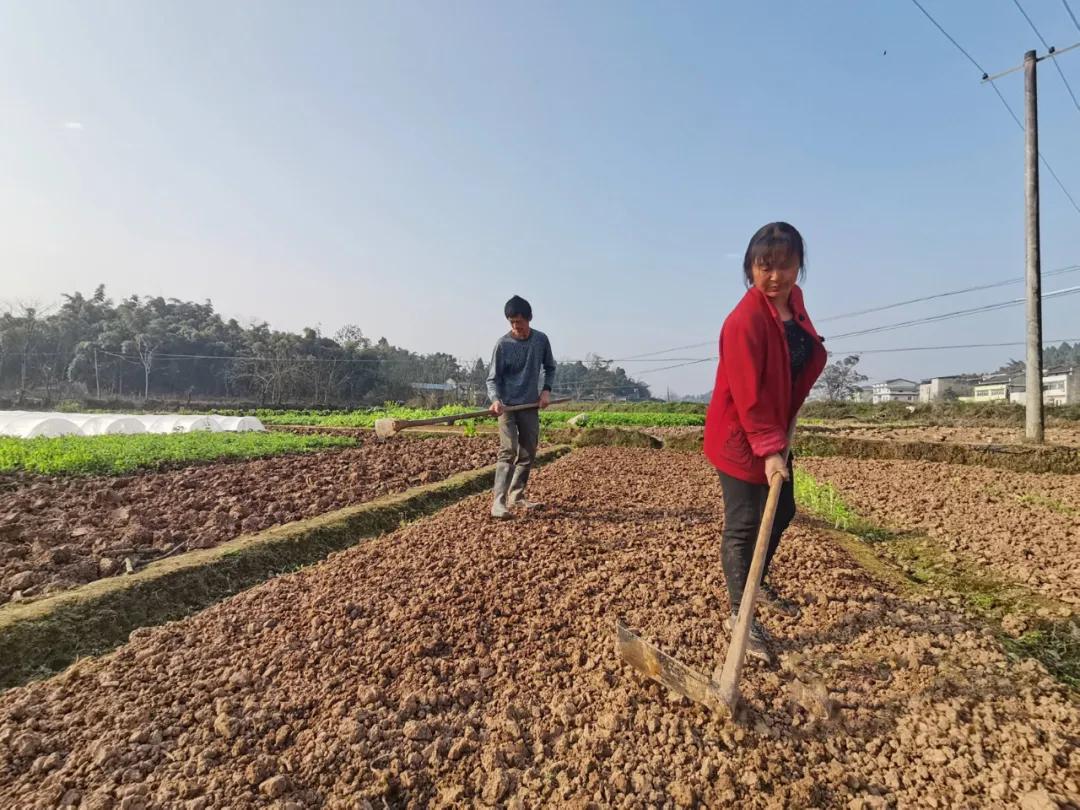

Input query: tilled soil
[0,436,496,605]
[800,457,1080,607]
[809,424,1080,449]
[1,448,1076,809]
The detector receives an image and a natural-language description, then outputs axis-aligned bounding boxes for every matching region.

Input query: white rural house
[918,375,979,403]
[972,374,1023,403]
[871,379,919,404]
[1042,366,1079,406]
[973,368,1079,406]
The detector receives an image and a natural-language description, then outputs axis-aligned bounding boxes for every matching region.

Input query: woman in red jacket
[704,222,827,665]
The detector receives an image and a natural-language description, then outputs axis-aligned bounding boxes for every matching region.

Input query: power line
[611,263,1080,361]
[908,0,1080,216]
[828,285,1080,341]
[1065,0,1080,33]
[908,0,985,73]
[633,358,715,376]
[1011,0,1080,113]
[598,338,1080,378]
[614,340,716,362]
[840,337,1080,355]
[819,264,1080,322]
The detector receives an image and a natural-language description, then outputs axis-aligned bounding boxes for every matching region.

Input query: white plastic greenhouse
[79,416,149,436]
[141,415,222,434]
[213,416,264,432]
[0,412,265,438]
[0,416,83,438]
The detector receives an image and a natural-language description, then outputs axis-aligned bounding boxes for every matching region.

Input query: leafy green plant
[246,406,705,430]
[0,432,355,476]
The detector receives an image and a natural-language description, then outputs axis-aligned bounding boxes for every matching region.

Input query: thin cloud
[63,122,84,131]
[725,251,741,260]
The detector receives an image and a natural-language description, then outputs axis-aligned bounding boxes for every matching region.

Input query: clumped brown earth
[1,448,1076,809]
[0,436,496,605]
[800,457,1080,607]
[808,423,1080,450]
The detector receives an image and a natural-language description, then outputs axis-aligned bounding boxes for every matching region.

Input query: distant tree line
[995,342,1080,377]
[0,287,651,407]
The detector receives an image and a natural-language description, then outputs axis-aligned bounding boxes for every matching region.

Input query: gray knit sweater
[485,330,556,406]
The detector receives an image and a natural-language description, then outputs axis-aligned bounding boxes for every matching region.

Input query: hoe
[616,471,785,717]
[617,426,833,719]
[374,398,570,438]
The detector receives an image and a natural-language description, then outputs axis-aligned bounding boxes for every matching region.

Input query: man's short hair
[504,295,532,320]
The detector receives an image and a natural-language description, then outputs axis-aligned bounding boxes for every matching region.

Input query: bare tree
[815,355,868,401]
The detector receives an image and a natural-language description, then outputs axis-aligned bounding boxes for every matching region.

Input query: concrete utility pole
[1023,49,1044,443]
[983,44,1080,442]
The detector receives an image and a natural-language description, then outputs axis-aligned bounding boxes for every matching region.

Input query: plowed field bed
[0,449,1075,809]
[800,458,1080,606]
[0,435,496,605]
[808,424,1080,449]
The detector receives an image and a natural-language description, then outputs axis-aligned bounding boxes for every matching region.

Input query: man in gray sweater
[485,295,556,519]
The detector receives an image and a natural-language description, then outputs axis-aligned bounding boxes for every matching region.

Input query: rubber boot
[507,466,541,510]
[723,612,775,666]
[491,462,513,519]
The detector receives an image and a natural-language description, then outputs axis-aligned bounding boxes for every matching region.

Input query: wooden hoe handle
[388,398,571,430]
[714,471,785,709]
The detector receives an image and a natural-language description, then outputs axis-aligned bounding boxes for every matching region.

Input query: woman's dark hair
[742,222,807,287]
[504,295,532,320]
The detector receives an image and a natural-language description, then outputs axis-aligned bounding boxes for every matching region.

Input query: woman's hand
[490,400,505,416]
[765,452,789,483]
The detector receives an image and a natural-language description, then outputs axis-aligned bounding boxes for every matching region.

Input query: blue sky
[3,1,1080,396]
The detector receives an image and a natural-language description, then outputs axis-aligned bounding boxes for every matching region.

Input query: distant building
[973,368,1078,406]
[919,375,978,403]
[1041,366,1079,406]
[871,379,919,404]
[410,378,460,392]
[972,373,1023,403]
[854,385,874,403]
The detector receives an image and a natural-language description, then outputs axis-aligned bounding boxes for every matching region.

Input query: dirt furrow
[800,457,1080,606]
[810,425,1080,449]
[0,435,496,605]
[0,448,1075,809]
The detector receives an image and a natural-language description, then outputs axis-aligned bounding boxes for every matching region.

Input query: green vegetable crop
[0,432,355,476]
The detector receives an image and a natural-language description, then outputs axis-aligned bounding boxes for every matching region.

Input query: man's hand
[539,390,551,409]
[765,452,789,484]
[490,399,506,416]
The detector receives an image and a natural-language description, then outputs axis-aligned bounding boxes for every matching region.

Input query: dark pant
[494,409,540,507]
[718,458,796,613]
[497,409,540,468]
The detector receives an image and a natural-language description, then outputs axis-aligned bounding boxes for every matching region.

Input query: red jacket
[704,285,827,484]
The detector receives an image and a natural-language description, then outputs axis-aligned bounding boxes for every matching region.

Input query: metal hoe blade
[615,620,733,714]
[373,418,400,439]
